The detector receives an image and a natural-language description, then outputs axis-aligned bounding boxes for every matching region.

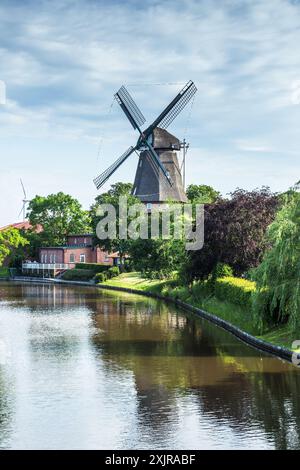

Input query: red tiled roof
[0,221,43,232]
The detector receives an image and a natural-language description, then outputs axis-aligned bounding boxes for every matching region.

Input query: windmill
[93,80,197,204]
[18,179,30,221]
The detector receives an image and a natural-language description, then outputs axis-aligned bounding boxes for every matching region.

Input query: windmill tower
[93,81,197,204]
[132,128,187,203]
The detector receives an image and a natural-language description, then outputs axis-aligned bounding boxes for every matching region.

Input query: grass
[0,267,9,278]
[101,272,166,292]
[99,271,299,350]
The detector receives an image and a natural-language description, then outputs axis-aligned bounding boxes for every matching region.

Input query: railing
[22,263,73,270]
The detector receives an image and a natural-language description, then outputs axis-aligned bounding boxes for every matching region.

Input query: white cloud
[0,0,300,226]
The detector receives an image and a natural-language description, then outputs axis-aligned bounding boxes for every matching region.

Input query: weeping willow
[253,184,300,332]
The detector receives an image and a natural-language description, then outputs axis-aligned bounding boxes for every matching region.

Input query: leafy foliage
[129,237,185,279]
[212,262,233,280]
[94,272,108,283]
[214,276,256,309]
[75,263,110,272]
[61,269,95,281]
[28,192,91,247]
[253,185,300,330]
[186,184,220,204]
[91,182,140,265]
[107,266,120,278]
[185,188,279,281]
[0,228,29,266]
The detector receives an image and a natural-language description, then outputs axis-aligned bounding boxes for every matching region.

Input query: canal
[0,282,299,450]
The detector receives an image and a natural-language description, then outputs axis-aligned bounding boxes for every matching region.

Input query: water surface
[0,282,299,450]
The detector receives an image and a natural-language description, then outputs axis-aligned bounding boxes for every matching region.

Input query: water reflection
[0,281,299,449]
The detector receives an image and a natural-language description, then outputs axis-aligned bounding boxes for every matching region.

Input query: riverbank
[100,272,298,352]
[6,274,296,362]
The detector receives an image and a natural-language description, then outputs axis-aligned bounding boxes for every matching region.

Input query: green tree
[186,184,221,204]
[253,184,300,331]
[184,188,279,282]
[91,183,140,266]
[129,237,185,278]
[27,192,91,247]
[0,228,29,266]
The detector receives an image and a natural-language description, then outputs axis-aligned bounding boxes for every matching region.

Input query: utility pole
[180,139,189,190]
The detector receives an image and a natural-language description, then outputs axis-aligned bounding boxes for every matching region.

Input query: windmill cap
[153,127,181,150]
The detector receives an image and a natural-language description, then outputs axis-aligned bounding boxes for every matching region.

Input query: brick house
[39,234,113,266]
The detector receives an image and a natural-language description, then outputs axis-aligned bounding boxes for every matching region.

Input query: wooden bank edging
[94,283,293,363]
[10,276,293,363]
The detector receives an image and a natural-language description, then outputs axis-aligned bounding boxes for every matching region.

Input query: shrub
[108,266,120,278]
[212,263,233,279]
[75,263,110,273]
[62,269,95,281]
[0,267,10,278]
[94,272,107,283]
[214,276,256,309]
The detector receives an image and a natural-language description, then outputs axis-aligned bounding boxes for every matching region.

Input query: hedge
[0,267,9,278]
[94,272,107,283]
[214,276,256,308]
[108,266,120,278]
[75,263,110,273]
[62,269,95,281]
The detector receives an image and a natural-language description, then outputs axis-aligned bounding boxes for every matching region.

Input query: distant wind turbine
[18,179,30,221]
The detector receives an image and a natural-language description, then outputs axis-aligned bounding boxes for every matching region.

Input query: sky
[0,0,300,227]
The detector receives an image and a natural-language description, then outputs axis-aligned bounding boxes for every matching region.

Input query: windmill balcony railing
[22,262,75,271]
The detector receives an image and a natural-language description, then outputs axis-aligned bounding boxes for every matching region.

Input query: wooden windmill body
[132,128,187,204]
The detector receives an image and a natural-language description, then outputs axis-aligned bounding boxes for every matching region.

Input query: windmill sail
[93,80,197,199]
[143,141,172,186]
[144,81,197,135]
[93,146,135,190]
[115,86,146,130]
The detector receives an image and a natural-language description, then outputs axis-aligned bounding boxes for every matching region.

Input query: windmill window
[70,254,75,263]
[139,160,142,167]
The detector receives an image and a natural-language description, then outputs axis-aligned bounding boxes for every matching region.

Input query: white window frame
[80,254,86,263]
[70,253,75,263]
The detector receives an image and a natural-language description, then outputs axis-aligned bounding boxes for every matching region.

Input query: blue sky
[0,0,300,226]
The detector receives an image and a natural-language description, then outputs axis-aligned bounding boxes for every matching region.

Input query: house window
[146,203,152,211]
[74,238,77,244]
[84,238,87,245]
[80,254,86,263]
[41,254,44,263]
[49,254,53,263]
[70,254,75,263]
[44,254,47,263]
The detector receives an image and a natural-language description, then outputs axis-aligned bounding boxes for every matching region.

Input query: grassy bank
[100,272,297,350]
